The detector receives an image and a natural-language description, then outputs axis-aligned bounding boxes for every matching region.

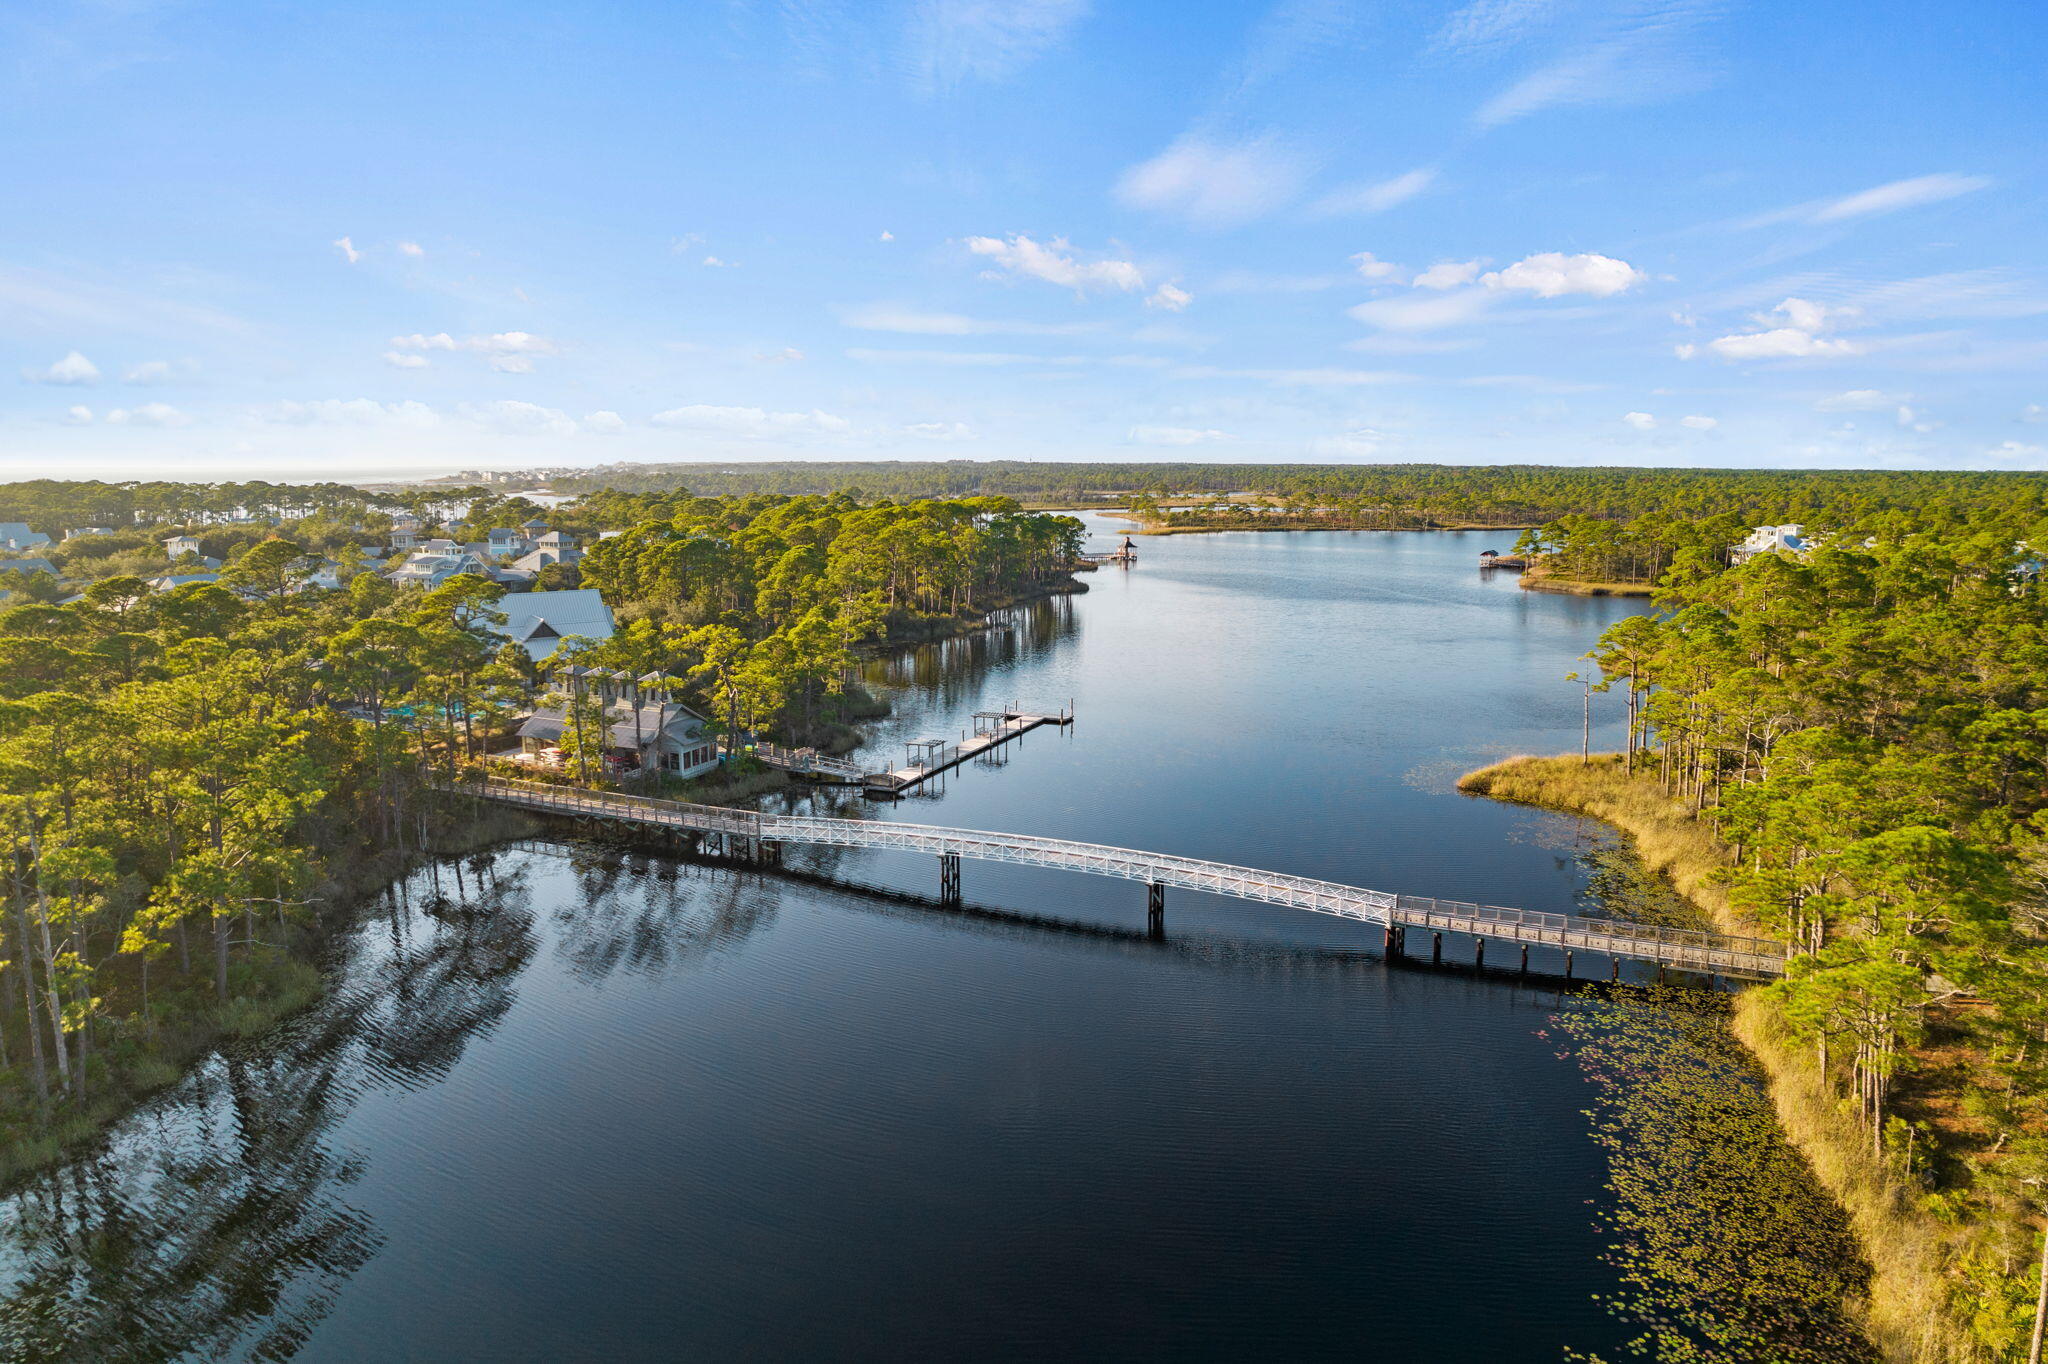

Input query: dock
[865,708,1073,796]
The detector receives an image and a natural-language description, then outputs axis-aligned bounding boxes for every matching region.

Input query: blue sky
[4,0,2046,480]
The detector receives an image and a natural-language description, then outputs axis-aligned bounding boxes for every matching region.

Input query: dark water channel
[0,523,1863,1361]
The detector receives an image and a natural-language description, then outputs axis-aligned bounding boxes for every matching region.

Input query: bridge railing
[468,776,766,838]
[1394,894,1788,974]
[458,776,1789,975]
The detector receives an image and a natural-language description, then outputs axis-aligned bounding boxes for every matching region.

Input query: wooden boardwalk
[864,709,1072,795]
[460,776,1789,980]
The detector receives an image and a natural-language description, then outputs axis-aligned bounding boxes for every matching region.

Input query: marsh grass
[1462,754,1975,1363]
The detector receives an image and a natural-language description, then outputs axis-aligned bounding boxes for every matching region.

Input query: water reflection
[0,845,782,1363]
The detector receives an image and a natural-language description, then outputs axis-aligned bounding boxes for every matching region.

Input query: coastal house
[64,527,113,541]
[515,671,720,777]
[1729,524,1811,565]
[0,557,58,579]
[390,529,422,551]
[0,523,52,553]
[489,587,615,662]
[163,534,203,559]
[486,526,531,556]
[147,571,222,592]
[387,550,493,589]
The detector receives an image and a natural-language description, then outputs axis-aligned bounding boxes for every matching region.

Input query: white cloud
[24,351,101,385]
[1472,0,1719,129]
[1989,441,2048,463]
[903,421,975,440]
[1351,252,1406,283]
[389,332,459,351]
[1775,297,1856,332]
[398,241,425,258]
[1130,424,1230,445]
[1621,411,1657,431]
[670,233,705,253]
[462,400,578,436]
[333,236,361,264]
[1814,389,1900,411]
[2024,404,2045,423]
[106,402,189,427]
[469,331,558,373]
[122,360,175,383]
[1700,298,1862,361]
[1432,0,1567,53]
[384,351,431,369]
[755,347,805,363]
[1806,173,1991,224]
[1481,251,1644,298]
[965,233,1144,293]
[1347,289,1494,332]
[584,410,626,434]
[1707,328,1861,360]
[838,303,1098,335]
[1415,260,1484,290]
[267,398,441,429]
[1114,134,1310,227]
[1313,167,1437,217]
[64,405,92,425]
[702,255,735,268]
[879,230,895,242]
[1679,414,1718,430]
[650,405,851,436]
[1147,282,1193,312]
[906,0,1091,90]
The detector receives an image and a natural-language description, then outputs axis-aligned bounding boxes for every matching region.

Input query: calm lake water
[1,524,1827,1361]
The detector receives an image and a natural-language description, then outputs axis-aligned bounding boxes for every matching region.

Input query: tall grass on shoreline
[1459,754,1972,1364]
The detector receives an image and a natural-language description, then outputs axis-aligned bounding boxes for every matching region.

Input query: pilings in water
[939,853,961,906]
[1147,882,1166,938]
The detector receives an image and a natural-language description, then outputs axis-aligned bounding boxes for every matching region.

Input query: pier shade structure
[461,777,1789,980]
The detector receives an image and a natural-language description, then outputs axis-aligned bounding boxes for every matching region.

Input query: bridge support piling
[1611,959,1621,982]
[1565,950,1575,980]
[1519,943,1528,977]
[1146,882,1165,936]
[1474,938,1485,971]
[938,854,961,906]
[1432,931,1442,966]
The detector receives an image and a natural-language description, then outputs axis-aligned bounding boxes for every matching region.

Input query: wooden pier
[865,708,1073,796]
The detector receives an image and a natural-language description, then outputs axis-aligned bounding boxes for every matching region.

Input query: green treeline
[0,490,1087,1172]
[0,566,529,1168]
[554,462,2048,531]
[1581,531,2048,1356]
[567,492,1085,743]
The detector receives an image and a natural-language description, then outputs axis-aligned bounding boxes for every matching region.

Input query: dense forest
[1555,530,2048,1358]
[547,461,2048,532]
[0,485,1084,1176]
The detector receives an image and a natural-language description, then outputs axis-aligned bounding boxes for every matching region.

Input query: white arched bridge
[461,777,1788,981]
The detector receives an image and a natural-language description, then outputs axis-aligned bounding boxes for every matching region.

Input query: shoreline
[1457,753,1962,1363]
[1515,565,1657,597]
[0,577,1087,1190]
[1106,518,1537,537]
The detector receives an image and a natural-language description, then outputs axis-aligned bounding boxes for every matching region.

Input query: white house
[164,534,202,559]
[387,550,494,589]
[0,523,52,553]
[516,674,719,777]
[0,557,58,579]
[490,588,615,662]
[64,527,113,541]
[1730,524,1811,565]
